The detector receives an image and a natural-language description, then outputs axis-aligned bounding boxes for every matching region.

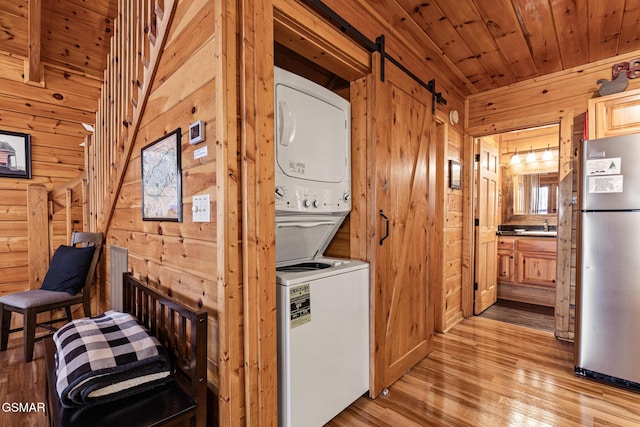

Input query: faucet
[543,219,549,232]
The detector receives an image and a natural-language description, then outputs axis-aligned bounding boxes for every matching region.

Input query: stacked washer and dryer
[274,66,370,427]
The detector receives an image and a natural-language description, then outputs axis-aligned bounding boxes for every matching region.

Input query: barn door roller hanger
[305,0,447,114]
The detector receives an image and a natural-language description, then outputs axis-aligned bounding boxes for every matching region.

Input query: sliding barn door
[474,137,499,314]
[370,56,432,397]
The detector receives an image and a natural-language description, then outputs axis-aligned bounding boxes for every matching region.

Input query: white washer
[276,257,369,427]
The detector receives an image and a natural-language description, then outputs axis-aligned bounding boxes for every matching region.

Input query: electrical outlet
[192,194,210,222]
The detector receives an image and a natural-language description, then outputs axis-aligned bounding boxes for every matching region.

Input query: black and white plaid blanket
[53,310,173,408]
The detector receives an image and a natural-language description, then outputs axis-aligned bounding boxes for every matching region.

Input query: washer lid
[275,215,346,265]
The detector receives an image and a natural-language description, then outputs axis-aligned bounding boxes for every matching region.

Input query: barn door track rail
[304,0,447,114]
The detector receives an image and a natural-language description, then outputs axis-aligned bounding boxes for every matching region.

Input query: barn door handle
[379,209,389,245]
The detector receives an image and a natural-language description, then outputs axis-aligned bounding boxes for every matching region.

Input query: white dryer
[274,66,351,217]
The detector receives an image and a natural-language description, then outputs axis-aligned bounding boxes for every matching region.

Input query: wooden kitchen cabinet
[497,236,557,307]
[588,87,640,139]
[497,237,515,283]
[517,238,557,287]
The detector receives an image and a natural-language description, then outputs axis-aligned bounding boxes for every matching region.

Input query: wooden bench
[44,273,208,427]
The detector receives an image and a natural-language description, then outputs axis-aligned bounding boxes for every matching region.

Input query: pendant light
[510,148,520,164]
[542,144,553,161]
[526,146,536,162]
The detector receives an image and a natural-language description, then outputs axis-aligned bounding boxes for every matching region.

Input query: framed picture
[449,159,462,189]
[141,128,182,221]
[0,130,31,179]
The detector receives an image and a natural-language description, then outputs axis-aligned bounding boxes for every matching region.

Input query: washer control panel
[275,183,351,214]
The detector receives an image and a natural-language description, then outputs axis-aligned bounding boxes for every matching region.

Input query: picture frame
[141,128,182,221]
[449,159,462,189]
[0,130,31,179]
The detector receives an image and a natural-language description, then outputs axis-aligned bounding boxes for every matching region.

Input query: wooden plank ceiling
[0,0,117,136]
[365,0,640,94]
[0,0,117,79]
[1,0,639,116]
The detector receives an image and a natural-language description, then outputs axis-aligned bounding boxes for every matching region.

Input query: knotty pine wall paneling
[431,110,466,333]
[104,0,219,396]
[443,126,465,331]
[0,91,88,299]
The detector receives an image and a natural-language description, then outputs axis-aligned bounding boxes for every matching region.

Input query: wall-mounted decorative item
[141,128,182,221]
[612,60,640,79]
[0,130,31,179]
[612,62,630,79]
[449,159,461,189]
[596,59,640,97]
[597,72,628,96]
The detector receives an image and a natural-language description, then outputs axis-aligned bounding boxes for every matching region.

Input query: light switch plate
[192,194,210,222]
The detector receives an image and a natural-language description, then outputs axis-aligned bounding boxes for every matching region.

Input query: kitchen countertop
[496,230,557,237]
[496,225,557,238]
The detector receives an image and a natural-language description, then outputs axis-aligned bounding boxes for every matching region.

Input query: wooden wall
[467,49,640,340]
[0,55,92,297]
[101,0,219,398]
[431,115,465,333]
[442,125,465,331]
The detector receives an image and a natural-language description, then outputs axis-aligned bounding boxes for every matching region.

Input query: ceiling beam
[25,0,44,86]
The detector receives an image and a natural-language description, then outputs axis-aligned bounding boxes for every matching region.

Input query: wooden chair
[0,232,103,362]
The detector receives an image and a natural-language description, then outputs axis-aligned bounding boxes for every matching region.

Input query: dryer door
[275,83,350,183]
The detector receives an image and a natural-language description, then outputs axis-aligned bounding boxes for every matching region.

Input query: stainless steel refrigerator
[575,133,640,390]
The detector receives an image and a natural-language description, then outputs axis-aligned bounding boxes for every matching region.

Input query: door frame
[463,112,574,337]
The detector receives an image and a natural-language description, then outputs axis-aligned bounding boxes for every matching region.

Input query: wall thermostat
[189,120,205,145]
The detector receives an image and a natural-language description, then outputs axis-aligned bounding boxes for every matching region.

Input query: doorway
[479,300,555,332]
[473,124,561,331]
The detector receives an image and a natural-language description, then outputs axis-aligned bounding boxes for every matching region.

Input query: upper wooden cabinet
[589,87,640,139]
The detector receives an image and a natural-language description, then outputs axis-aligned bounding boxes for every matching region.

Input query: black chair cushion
[41,245,96,295]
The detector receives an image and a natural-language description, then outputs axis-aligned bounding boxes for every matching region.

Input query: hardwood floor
[0,338,48,427]
[328,317,640,427]
[478,299,555,332]
[3,317,640,427]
